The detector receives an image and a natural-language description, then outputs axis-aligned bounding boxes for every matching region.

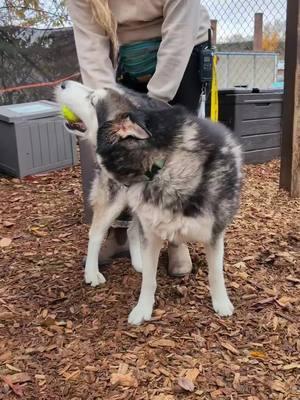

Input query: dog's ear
[116,112,152,140]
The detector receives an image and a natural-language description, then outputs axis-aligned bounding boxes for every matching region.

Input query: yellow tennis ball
[61,105,80,123]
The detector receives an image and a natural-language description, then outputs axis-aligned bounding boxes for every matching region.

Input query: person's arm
[66,0,116,89]
[147,0,209,103]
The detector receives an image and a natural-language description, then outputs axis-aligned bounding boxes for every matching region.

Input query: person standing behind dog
[67,0,211,276]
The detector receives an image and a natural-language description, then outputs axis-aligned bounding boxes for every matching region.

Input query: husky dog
[56,80,242,325]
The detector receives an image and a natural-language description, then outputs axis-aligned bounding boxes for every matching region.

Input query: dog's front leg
[204,232,234,316]
[127,217,143,273]
[85,193,126,287]
[128,231,163,325]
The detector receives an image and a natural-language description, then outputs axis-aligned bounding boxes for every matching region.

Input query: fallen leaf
[0,238,12,247]
[177,377,195,392]
[152,395,175,400]
[149,339,176,348]
[249,351,267,359]
[110,373,138,388]
[30,228,48,237]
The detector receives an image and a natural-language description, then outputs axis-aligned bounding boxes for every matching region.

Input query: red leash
[0,72,80,94]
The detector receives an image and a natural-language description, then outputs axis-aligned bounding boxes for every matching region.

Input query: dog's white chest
[132,202,214,244]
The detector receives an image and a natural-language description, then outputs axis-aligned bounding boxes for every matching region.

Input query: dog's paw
[128,303,153,325]
[85,270,106,287]
[213,297,234,317]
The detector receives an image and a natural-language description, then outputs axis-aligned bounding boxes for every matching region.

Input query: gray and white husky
[56,80,242,325]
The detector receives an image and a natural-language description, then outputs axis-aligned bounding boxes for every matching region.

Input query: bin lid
[219,88,283,95]
[218,88,283,104]
[0,100,60,123]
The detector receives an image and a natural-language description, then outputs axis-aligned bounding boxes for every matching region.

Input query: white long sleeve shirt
[67,0,210,102]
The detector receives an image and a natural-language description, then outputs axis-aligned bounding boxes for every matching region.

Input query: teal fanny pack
[118,37,161,80]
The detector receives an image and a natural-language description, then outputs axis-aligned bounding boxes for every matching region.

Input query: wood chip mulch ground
[0,159,299,400]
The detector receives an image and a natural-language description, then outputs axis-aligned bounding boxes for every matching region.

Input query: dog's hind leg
[85,193,126,287]
[204,232,234,317]
[127,217,143,273]
[128,231,163,325]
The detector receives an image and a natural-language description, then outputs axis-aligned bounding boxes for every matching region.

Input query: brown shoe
[167,243,193,277]
[98,227,130,265]
[83,226,130,267]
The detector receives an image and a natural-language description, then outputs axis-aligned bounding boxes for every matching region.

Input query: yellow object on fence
[210,55,219,122]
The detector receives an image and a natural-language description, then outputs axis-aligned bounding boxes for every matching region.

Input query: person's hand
[147,92,172,109]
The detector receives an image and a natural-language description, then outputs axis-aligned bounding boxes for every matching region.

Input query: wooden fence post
[280,0,300,197]
[211,19,217,46]
[253,13,263,51]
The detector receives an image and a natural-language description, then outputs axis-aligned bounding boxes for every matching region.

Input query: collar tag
[144,159,165,180]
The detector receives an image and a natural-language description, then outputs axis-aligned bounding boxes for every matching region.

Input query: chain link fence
[202,0,287,90]
[0,1,287,106]
[0,26,78,105]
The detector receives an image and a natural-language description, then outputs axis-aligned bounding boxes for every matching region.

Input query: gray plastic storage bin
[218,89,283,164]
[0,100,77,177]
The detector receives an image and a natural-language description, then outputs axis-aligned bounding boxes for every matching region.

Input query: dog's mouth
[65,121,87,133]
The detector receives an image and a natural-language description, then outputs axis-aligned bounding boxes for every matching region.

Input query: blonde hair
[89,0,118,64]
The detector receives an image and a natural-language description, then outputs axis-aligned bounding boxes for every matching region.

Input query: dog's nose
[60,81,66,90]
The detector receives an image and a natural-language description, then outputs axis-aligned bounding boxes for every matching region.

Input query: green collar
[144,159,165,181]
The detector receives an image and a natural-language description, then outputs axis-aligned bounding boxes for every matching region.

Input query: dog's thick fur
[56,80,242,325]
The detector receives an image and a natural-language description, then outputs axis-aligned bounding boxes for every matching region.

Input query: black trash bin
[218,88,283,164]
